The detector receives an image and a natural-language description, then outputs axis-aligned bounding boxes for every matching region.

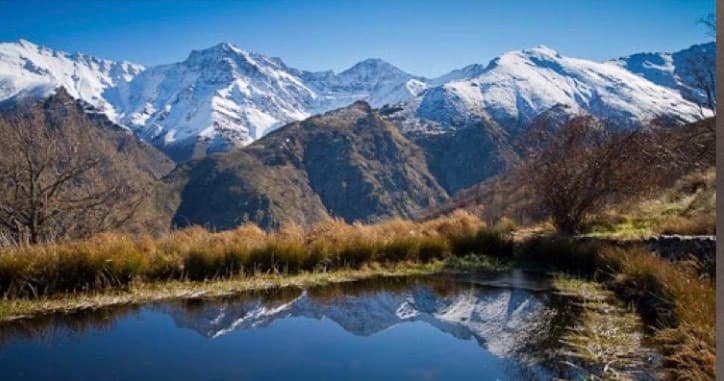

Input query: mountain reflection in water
[0,272,575,381]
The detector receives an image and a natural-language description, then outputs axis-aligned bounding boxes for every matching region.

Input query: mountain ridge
[0,39,713,161]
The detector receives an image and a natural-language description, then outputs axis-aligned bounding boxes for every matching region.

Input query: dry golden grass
[517,237,714,380]
[654,214,715,236]
[0,210,497,299]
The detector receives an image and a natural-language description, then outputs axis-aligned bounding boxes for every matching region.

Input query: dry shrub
[516,236,600,274]
[417,236,449,262]
[307,218,375,268]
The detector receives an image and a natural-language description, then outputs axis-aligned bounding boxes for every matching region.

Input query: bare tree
[699,13,715,38]
[679,13,717,115]
[0,100,146,244]
[517,117,658,234]
[682,49,716,115]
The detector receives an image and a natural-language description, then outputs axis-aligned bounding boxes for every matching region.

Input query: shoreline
[0,262,446,323]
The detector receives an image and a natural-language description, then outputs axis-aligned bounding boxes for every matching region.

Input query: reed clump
[599,246,715,381]
[0,210,501,299]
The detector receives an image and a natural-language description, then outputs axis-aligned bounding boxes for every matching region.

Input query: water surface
[0,271,575,380]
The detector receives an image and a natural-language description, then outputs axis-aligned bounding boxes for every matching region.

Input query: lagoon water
[0,272,574,380]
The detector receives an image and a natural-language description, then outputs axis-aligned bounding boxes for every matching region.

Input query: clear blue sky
[0,0,714,77]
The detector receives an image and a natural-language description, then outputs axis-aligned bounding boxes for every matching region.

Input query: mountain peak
[16,39,38,49]
[520,45,560,59]
[211,42,242,53]
[341,58,409,77]
[187,42,247,60]
[350,100,372,112]
[356,58,391,66]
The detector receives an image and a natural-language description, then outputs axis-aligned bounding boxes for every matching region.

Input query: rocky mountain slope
[408,119,518,194]
[163,102,447,230]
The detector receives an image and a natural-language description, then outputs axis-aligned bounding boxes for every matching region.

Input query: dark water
[0,271,576,381]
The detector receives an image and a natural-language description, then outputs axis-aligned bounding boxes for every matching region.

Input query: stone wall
[644,235,715,272]
[577,234,716,275]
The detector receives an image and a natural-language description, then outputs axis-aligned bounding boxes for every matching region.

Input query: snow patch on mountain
[302,58,427,112]
[108,45,424,150]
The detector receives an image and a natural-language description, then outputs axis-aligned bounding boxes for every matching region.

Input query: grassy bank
[0,210,512,319]
[601,246,715,380]
[520,236,715,380]
[0,262,448,322]
[0,254,507,322]
[552,276,654,379]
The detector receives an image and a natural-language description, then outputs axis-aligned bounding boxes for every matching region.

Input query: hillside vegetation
[590,167,715,238]
[427,117,716,236]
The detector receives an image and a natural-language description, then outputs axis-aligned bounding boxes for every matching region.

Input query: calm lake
[0,271,578,380]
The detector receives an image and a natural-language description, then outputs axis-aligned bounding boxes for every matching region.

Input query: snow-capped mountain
[396,45,706,134]
[301,58,427,112]
[0,39,713,159]
[108,44,424,154]
[0,40,422,157]
[0,39,144,120]
[610,42,715,110]
[109,43,317,148]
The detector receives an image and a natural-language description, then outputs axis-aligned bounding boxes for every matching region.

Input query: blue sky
[0,0,714,77]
